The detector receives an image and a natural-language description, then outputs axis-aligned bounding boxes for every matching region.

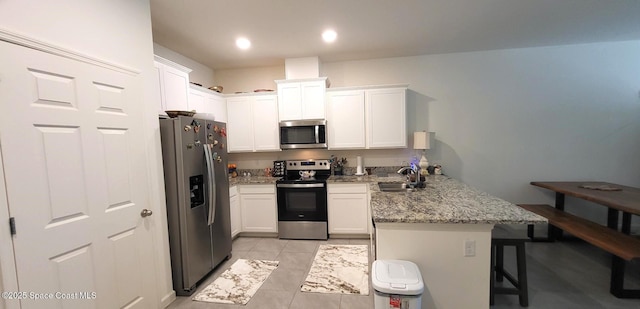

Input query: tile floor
[168,235,640,309]
[167,237,373,309]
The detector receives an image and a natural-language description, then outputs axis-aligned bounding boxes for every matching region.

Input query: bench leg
[527,224,556,242]
[516,242,529,307]
[607,208,619,230]
[609,256,640,298]
[496,244,504,282]
[490,243,495,305]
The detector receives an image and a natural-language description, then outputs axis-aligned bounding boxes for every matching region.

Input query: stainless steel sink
[377,182,418,192]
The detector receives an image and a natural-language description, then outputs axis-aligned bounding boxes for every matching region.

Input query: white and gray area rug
[192,259,279,305]
[301,244,369,295]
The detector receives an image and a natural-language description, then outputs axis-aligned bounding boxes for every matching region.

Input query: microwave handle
[315,125,319,144]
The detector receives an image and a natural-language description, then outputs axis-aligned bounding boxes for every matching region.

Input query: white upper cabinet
[226,94,280,153]
[188,85,227,122]
[276,78,328,120]
[252,95,280,151]
[227,96,253,152]
[154,56,192,115]
[366,87,407,148]
[326,90,366,149]
[327,85,407,149]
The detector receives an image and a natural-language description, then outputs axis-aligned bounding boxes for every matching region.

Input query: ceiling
[150,0,640,70]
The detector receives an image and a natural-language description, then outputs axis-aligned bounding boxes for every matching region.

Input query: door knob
[140,209,153,218]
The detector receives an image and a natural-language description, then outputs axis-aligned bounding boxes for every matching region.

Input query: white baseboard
[160,290,176,308]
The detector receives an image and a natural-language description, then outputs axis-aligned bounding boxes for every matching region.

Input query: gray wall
[221,40,640,227]
[321,40,640,226]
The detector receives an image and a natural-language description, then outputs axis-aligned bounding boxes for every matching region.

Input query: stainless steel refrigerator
[159,116,232,296]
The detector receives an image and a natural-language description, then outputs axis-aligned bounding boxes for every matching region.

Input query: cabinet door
[301,80,326,119]
[366,88,407,148]
[209,94,227,123]
[226,97,254,152]
[161,65,190,111]
[240,194,277,232]
[252,95,280,151]
[230,193,241,238]
[154,62,166,115]
[188,89,207,113]
[327,90,366,149]
[277,83,302,121]
[328,193,369,234]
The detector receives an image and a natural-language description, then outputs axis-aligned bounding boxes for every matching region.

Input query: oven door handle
[277,183,325,188]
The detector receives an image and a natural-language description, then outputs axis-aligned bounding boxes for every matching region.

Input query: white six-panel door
[0,41,156,308]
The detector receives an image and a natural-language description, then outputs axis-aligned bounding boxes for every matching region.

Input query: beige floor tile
[340,293,374,309]
[245,289,296,309]
[260,267,306,291]
[289,291,341,309]
[245,250,280,261]
[275,251,315,271]
[282,239,321,253]
[349,239,370,245]
[253,237,289,252]
[232,237,261,251]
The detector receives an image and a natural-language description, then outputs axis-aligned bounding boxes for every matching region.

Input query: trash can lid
[372,260,424,295]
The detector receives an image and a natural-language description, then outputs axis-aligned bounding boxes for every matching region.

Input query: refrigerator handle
[205,144,217,225]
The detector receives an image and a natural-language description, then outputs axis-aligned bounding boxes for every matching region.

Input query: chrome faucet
[397,164,421,187]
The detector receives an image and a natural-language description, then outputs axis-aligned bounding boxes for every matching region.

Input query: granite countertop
[228,173,545,225]
[370,175,548,225]
[229,176,279,186]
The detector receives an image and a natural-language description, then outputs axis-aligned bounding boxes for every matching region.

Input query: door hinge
[9,217,16,235]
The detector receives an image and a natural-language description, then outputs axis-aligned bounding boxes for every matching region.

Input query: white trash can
[372,260,424,309]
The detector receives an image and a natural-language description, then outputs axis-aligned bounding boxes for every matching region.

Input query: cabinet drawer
[328,183,368,194]
[238,184,276,194]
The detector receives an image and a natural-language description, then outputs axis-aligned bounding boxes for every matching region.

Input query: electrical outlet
[464,239,476,257]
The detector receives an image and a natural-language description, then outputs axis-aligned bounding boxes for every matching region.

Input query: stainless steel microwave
[279,119,327,149]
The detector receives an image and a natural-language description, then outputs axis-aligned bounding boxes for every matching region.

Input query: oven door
[276,183,327,221]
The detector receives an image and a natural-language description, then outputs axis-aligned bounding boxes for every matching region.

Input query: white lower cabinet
[229,186,241,238]
[327,183,370,235]
[238,184,278,233]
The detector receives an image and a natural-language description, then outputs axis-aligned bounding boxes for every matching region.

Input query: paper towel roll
[356,156,364,175]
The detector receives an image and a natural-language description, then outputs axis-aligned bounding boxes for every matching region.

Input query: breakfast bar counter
[370,175,546,224]
[369,175,546,309]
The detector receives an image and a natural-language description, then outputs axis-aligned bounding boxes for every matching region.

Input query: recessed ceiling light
[236,37,251,50]
[322,30,337,43]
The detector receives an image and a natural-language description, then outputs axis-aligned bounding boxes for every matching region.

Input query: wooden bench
[518,204,640,261]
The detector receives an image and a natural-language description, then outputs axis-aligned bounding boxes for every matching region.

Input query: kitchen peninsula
[370,175,546,309]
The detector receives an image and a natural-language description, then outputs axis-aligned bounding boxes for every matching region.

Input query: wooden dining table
[530,181,640,298]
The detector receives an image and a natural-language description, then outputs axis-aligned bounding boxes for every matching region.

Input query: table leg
[550,192,565,240]
[607,208,619,230]
[621,212,631,234]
